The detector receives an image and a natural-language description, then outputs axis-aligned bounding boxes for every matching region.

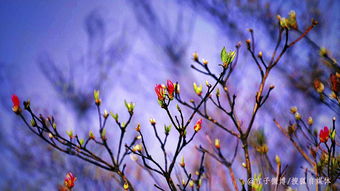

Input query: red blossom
[194,118,203,132]
[155,84,165,101]
[11,94,21,113]
[167,80,175,99]
[12,94,20,108]
[64,172,77,189]
[319,126,330,143]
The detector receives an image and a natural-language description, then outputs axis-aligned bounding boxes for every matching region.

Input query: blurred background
[0,0,339,190]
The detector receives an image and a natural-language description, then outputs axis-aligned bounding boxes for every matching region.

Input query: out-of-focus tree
[179,0,339,114]
[128,0,195,74]
[173,1,339,189]
[0,9,136,190]
[2,1,340,190]
[38,10,132,117]
[16,12,339,190]
[174,0,340,181]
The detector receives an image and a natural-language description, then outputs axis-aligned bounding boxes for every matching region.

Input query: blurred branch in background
[2,1,340,191]
[180,0,339,114]
[128,0,195,73]
[14,12,338,190]
[0,9,136,190]
[38,10,132,116]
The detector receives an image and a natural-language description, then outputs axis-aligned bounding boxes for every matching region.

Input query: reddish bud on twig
[89,130,95,139]
[167,80,175,98]
[192,52,199,61]
[149,118,156,125]
[202,59,208,65]
[64,172,77,189]
[135,124,141,132]
[179,156,185,167]
[11,94,21,114]
[194,119,202,132]
[245,39,251,49]
[193,83,203,96]
[214,138,220,149]
[93,90,101,106]
[155,84,165,101]
[319,126,329,143]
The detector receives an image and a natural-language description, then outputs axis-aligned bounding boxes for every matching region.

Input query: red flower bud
[155,84,165,101]
[214,138,220,149]
[319,126,330,143]
[11,94,21,114]
[167,80,175,99]
[194,118,202,132]
[64,172,77,189]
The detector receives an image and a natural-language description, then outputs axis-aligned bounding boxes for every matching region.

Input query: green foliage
[220,46,236,68]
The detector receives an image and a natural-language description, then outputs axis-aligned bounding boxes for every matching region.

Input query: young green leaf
[220,47,227,63]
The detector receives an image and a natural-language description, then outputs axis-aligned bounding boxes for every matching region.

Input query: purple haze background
[0,0,339,190]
